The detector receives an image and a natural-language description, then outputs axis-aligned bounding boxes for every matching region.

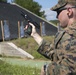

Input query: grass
[0,60,40,75]
[0,36,54,75]
[1,36,76,75]
[11,36,54,60]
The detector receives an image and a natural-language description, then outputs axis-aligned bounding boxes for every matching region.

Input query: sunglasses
[56,6,76,18]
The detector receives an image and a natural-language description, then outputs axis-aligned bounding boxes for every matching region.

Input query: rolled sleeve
[37,40,54,60]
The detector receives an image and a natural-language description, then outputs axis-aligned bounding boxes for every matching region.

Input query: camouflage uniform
[51,0,76,11]
[37,0,76,75]
[37,22,76,75]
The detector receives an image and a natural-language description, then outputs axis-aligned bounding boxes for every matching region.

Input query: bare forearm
[32,33,43,46]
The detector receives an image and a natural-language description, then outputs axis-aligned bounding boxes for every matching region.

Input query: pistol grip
[25,25,32,35]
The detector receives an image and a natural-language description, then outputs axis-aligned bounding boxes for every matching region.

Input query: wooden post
[40,22,42,36]
[18,21,20,39]
[1,20,4,41]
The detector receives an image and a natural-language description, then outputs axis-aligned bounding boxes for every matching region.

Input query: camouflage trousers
[45,62,76,75]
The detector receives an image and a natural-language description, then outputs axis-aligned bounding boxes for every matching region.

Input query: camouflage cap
[51,0,76,11]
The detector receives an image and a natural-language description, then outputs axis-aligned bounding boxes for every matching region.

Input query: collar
[64,22,76,38]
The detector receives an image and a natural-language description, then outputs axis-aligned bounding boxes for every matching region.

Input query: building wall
[0,3,57,40]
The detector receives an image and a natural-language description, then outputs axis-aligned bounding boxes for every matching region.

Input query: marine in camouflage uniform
[37,22,76,75]
[27,0,76,75]
[37,0,76,75]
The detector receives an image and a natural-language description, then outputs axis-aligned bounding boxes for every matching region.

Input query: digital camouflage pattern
[37,22,76,75]
[51,0,76,11]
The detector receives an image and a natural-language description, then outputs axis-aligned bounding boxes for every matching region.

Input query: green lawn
[2,58,50,69]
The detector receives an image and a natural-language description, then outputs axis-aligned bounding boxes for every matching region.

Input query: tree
[0,0,7,2]
[14,0,46,19]
[50,20,59,25]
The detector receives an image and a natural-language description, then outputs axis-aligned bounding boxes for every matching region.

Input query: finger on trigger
[29,23,35,28]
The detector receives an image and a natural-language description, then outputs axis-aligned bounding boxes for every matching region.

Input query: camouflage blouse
[37,22,76,75]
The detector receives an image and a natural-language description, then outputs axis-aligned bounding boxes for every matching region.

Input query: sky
[33,0,58,20]
[7,0,58,20]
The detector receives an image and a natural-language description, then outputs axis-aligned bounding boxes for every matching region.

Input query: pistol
[21,11,40,35]
[21,11,40,29]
